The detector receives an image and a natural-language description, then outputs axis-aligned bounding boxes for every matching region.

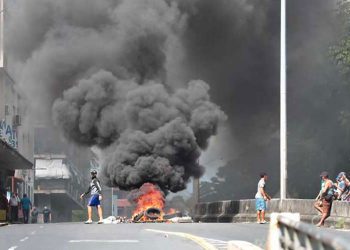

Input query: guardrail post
[266,213,300,250]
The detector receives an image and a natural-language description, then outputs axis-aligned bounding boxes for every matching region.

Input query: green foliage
[335,217,346,229]
[330,1,350,76]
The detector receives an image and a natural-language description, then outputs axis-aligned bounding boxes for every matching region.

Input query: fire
[132,183,165,222]
[166,208,177,214]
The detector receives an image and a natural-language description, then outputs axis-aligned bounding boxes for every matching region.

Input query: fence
[267,213,350,250]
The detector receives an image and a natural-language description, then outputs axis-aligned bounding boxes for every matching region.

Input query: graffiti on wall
[0,120,18,149]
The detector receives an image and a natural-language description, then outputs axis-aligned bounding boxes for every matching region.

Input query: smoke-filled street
[2,0,350,248]
[0,223,270,250]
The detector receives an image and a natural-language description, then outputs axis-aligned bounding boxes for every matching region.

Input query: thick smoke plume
[7,0,226,193]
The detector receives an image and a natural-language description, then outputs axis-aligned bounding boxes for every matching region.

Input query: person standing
[31,207,39,224]
[9,193,19,223]
[314,171,334,227]
[20,194,32,224]
[42,206,51,223]
[80,170,104,224]
[255,172,271,224]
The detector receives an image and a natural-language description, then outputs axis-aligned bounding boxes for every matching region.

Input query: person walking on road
[9,193,19,223]
[42,206,51,223]
[31,207,39,224]
[80,170,104,224]
[255,172,271,224]
[20,194,32,224]
[314,171,334,227]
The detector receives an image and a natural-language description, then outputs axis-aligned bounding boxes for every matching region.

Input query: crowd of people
[314,171,350,226]
[255,171,350,227]
[0,191,51,224]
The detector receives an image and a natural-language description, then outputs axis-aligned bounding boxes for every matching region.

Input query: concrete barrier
[194,199,350,228]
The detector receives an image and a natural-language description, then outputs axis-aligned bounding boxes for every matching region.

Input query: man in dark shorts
[314,171,334,227]
[20,194,32,224]
[80,170,104,224]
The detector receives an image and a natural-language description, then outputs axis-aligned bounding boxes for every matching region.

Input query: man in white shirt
[255,173,271,224]
[9,193,19,223]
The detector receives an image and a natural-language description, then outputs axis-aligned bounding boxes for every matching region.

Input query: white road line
[20,237,29,242]
[146,229,217,250]
[8,246,18,250]
[69,240,139,243]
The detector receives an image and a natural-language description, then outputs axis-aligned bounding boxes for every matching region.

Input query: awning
[0,139,33,170]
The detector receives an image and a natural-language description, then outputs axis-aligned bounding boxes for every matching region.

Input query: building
[34,154,86,222]
[0,0,34,204]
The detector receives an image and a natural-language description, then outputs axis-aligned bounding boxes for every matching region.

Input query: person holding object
[255,172,271,224]
[314,171,334,227]
[80,170,104,224]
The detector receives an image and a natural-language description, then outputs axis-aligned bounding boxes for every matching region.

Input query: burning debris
[130,183,187,223]
[131,183,165,222]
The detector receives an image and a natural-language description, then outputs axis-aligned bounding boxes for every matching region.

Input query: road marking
[203,238,228,250]
[8,246,18,250]
[228,240,263,250]
[30,231,36,235]
[20,237,29,242]
[145,229,217,250]
[69,240,139,243]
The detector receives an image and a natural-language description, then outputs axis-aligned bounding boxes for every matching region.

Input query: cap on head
[337,172,346,180]
[90,170,97,175]
[44,206,47,209]
[320,171,329,178]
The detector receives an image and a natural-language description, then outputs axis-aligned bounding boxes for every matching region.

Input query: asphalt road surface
[0,222,269,250]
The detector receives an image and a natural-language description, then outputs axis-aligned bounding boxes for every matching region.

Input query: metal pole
[193,178,200,204]
[280,0,287,200]
[111,187,114,217]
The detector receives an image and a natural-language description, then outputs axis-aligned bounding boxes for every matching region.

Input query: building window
[5,105,9,115]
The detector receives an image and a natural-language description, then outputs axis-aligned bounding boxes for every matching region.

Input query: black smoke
[7,0,226,193]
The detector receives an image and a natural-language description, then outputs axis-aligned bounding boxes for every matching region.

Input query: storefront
[0,139,32,196]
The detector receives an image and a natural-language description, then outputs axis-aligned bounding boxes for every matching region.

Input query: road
[0,222,269,250]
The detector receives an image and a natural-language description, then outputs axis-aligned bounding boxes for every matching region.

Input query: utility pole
[280,0,287,200]
[192,178,200,204]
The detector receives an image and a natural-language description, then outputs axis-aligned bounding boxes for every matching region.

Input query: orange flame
[132,183,165,221]
[166,208,178,214]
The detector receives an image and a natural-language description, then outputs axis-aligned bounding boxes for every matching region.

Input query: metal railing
[267,213,350,250]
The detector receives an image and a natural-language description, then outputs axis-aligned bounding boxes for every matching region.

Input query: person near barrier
[80,170,104,224]
[334,172,348,200]
[20,194,32,224]
[314,171,334,227]
[255,172,271,224]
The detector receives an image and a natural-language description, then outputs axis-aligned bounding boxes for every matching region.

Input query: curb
[0,222,8,227]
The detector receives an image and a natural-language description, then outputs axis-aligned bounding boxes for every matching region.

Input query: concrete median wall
[194,199,350,228]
